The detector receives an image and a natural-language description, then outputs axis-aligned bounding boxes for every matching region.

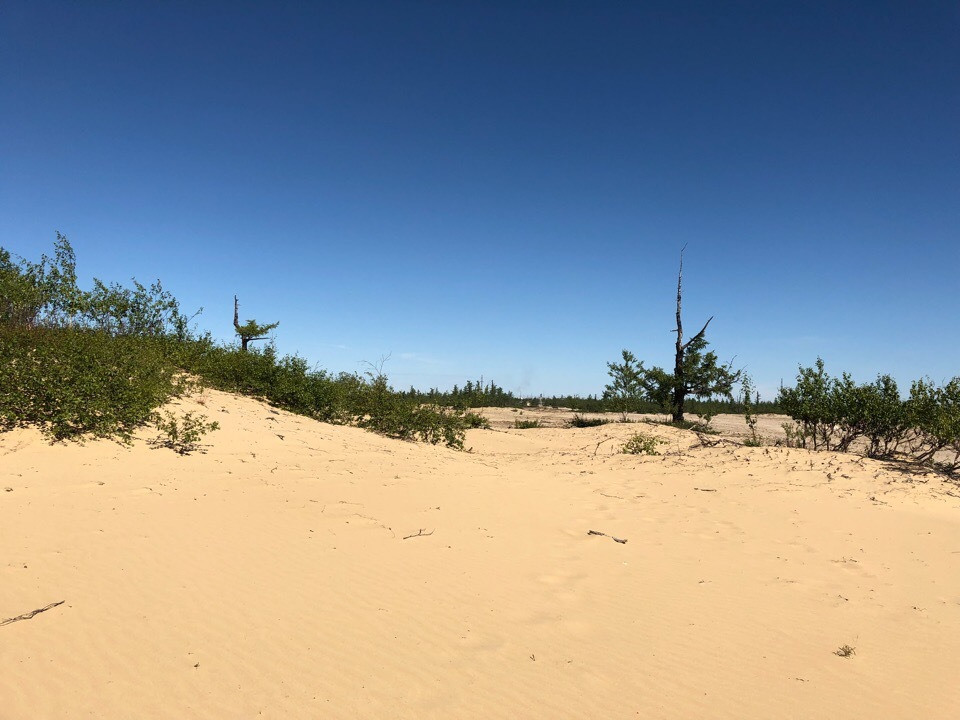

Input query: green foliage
[604,340,739,423]
[0,237,468,450]
[678,334,740,406]
[0,326,180,442]
[906,377,960,471]
[607,251,740,423]
[621,432,665,455]
[462,412,491,429]
[150,411,220,454]
[779,359,960,473]
[0,232,82,328]
[85,278,193,339]
[514,419,541,429]
[603,350,645,420]
[568,414,609,428]
[233,296,279,351]
[403,377,520,409]
[778,358,832,449]
[740,373,762,446]
[234,318,280,348]
[778,359,908,454]
[402,379,781,417]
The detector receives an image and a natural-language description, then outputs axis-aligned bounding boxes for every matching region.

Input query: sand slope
[2,392,959,718]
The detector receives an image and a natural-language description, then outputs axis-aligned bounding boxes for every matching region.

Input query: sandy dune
[2,391,959,718]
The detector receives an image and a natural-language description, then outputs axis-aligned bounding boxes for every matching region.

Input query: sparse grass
[835,644,856,658]
[514,419,542,429]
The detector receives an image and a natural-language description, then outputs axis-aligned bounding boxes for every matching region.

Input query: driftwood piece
[587,530,627,544]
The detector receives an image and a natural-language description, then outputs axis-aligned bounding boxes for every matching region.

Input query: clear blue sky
[2,1,958,400]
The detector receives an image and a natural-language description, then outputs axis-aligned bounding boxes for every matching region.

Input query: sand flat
[2,391,959,718]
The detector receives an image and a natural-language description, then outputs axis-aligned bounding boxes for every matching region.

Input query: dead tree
[233,295,279,351]
[672,248,713,423]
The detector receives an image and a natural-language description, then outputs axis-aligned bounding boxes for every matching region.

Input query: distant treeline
[402,379,783,415]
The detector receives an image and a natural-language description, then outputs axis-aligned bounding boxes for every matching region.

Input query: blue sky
[2,1,958,400]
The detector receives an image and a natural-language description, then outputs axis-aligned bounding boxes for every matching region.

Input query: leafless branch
[587,529,628,544]
[1,600,65,627]
[402,528,434,540]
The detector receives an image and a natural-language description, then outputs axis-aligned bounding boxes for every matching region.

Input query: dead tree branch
[403,528,435,540]
[587,530,628,544]
[1,600,65,627]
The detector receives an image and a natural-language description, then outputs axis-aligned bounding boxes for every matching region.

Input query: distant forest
[401,379,782,415]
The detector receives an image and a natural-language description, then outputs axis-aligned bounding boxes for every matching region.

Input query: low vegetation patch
[150,411,220,454]
[622,432,665,455]
[568,414,609,428]
[0,326,182,442]
[649,417,718,435]
[779,358,960,474]
[0,236,469,450]
[514,419,542,429]
[462,412,491,429]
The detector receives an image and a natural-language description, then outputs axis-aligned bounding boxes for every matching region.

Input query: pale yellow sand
[2,391,959,718]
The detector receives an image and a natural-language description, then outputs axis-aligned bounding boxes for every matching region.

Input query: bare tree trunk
[673,251,685,423]
[672,248,713,424]
[233,296,249,351]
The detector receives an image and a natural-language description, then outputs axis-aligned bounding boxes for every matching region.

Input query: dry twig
[1,601,65,627]
[403,528,434,540]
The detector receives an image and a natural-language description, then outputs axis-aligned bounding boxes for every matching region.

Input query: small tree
[668,248,740,422]
[233,295,279,351]
[604,350,643,420]
[740,373,761,445]
[606,248,739,424]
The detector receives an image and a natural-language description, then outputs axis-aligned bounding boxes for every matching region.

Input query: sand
[2,391,959,718]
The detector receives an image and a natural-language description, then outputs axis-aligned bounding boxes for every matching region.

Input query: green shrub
[906,377,960,472]
[0,326,179,442]
[779,360,960,474]
[1,237,471,451]
[462,412,490,429]
[740,373,761,445]
[568,414,609,428]
[150,410,220,454]
[514,419,541,429]
[622,432,665,455]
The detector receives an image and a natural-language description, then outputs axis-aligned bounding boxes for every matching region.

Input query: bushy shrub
[150,410,219,454]
[568,414,609,428]
[780,359,960,473]
[740,373,762,446]
[462,412,491,429]
[0,326,179,441]
[1,236,470,450]
[514,419,541,429]
[906,378,960,472]
[622,432,665,455]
